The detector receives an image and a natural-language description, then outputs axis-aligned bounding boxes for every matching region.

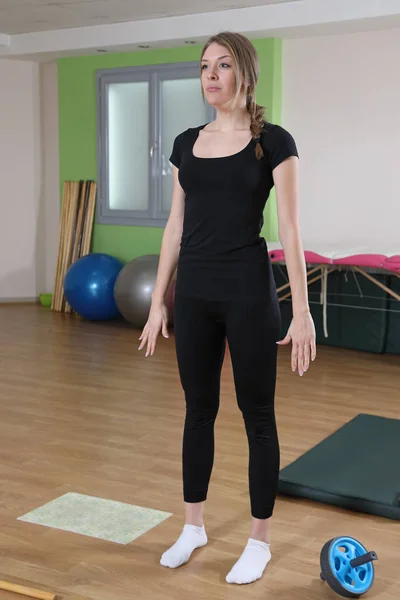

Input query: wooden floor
[0,304,399,600]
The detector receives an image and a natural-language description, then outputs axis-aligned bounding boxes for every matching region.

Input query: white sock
[160,524,207,568]
[226,538,271,584]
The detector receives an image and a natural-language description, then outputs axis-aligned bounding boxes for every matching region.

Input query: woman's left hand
[277,310,316,376]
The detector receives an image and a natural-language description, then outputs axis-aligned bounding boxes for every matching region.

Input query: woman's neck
[210,106,250,132]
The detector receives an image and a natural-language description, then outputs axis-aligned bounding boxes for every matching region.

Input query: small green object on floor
[39,293,53,307]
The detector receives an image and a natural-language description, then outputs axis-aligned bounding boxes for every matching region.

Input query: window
[96,62,214,227]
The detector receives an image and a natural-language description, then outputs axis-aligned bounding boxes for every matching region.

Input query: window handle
[150,141,158,158]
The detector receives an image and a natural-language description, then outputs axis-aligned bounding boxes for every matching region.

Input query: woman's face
[201,42,241,108]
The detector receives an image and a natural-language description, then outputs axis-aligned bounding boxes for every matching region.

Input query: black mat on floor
[278,413,400,520]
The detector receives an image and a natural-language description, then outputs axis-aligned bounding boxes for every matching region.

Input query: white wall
[0,59,59,301]
[282,28,400,249]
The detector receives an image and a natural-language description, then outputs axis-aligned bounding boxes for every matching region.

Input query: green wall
[57,38,282,262]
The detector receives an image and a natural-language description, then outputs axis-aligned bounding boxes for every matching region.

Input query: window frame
[96,61,214,227]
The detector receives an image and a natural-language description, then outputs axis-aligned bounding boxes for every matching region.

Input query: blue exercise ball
[64,253,124,320]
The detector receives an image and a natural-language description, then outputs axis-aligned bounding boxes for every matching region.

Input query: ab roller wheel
[320,536,378,597]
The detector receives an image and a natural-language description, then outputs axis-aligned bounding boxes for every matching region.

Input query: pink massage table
[267,243,400,336]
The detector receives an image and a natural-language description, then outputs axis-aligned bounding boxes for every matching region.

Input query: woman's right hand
[138,302,169,357]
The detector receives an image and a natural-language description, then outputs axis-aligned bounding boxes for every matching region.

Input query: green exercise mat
[278,413,400,520]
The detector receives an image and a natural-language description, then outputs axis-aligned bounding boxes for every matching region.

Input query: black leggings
[173,293,281,520]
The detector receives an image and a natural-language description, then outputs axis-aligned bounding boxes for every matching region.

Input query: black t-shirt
[169,121,298,302]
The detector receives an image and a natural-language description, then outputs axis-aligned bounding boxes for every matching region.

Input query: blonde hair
[200,31,266,159]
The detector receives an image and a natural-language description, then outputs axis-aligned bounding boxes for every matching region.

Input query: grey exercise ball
[114,254,175,328]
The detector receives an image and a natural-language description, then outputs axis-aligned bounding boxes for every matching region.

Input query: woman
[138,31,316,585]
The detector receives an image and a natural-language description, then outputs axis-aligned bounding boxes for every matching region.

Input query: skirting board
[0,34,10,48]
[0,297,38,304]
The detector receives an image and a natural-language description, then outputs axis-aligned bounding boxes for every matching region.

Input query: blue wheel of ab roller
[320,536,378,598]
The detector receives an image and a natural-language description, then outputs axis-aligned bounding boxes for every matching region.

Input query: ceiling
[0,0,296,35]
[2,1,399,62]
